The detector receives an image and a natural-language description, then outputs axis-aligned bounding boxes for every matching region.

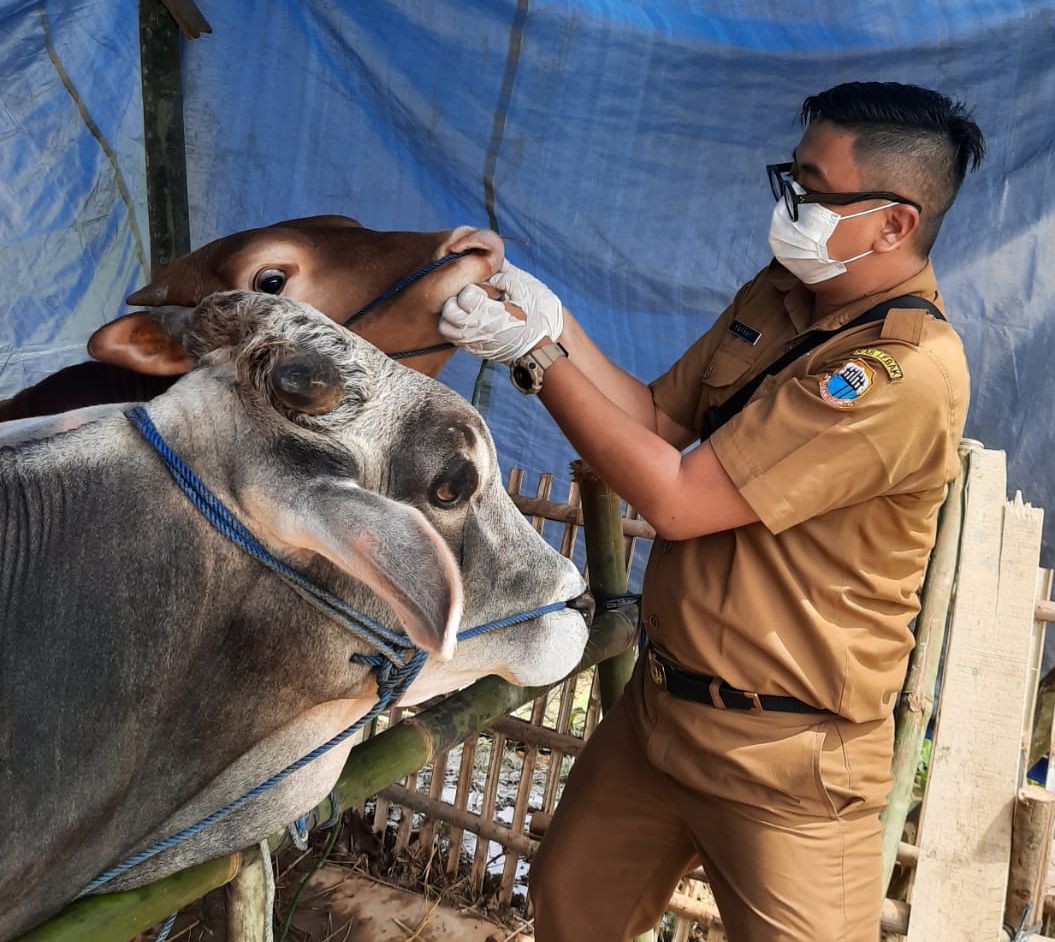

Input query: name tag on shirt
[728,319,762,345]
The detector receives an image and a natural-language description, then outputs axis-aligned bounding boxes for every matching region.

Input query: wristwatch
[509,342,568,395]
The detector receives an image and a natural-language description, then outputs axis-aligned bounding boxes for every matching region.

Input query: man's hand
[439,261,565,363]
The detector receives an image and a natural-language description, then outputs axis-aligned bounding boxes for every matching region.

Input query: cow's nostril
[566,591,595,625]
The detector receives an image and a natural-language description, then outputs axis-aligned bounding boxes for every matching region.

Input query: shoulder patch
[851,347,903,381]
[820,358,876,409]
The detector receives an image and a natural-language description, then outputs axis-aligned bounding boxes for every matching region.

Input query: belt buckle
[744,690,765,714]
[646,648,667,691]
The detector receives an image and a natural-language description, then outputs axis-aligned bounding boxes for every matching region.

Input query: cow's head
[88,216,505,379]
[154,290,590,699]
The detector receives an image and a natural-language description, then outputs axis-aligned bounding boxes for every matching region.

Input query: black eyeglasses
[766,162,922,222]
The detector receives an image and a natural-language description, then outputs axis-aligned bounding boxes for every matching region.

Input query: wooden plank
[908,451,1043,941]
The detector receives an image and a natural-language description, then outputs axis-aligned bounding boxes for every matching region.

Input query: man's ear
[253,480,462,661]
[88,310,196,375]
[875,204,921,254]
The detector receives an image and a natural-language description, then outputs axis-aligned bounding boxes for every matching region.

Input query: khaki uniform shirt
[645,260,969,724]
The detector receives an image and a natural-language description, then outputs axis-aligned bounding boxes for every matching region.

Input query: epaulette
[880,307,929,345]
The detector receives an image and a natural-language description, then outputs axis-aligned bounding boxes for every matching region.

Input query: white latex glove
[439,262,565,363]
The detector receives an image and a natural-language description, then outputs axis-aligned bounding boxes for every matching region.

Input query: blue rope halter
[343,249,471,361]
[77,406,567,896]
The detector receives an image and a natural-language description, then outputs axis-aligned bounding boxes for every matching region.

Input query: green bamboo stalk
[575,462,652,942]
[15,854,241,942]
[16,609,637,942]
[576,461,637,712]
[880,443,972,889]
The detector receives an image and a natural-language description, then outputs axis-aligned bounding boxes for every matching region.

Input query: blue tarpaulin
[3,1,1055,572]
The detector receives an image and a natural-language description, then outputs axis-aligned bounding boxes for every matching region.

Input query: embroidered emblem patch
[820,358,876,409]
[851,347,903,381]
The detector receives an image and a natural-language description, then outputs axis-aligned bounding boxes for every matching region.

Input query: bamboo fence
[355,453,1054,940]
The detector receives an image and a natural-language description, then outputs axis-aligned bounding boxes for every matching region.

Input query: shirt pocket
[694,346,755,433]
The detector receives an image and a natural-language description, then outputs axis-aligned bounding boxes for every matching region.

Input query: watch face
[511,363,535,391]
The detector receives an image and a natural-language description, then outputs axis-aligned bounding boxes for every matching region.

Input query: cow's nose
[566,591,595,626]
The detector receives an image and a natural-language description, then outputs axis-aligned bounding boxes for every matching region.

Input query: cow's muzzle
[565,591,596,626]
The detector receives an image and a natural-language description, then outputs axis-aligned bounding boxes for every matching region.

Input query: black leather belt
[645,646,827,715]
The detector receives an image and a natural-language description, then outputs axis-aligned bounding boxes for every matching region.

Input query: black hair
[800,82,985,255]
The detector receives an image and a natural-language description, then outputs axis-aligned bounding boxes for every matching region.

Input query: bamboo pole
[489,713,586,757]
[576,461,637,712]
[17,610,636,942]
[880,444,970,889]
[15,854,241,942]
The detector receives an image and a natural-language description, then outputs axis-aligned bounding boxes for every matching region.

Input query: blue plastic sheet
[3,0,1055,573]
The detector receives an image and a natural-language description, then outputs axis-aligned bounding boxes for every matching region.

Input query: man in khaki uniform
[439,82,985,940]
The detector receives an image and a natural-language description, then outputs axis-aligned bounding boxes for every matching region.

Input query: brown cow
[0,216,503,422]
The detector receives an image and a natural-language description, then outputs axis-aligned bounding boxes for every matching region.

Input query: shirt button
[648,615,660,630]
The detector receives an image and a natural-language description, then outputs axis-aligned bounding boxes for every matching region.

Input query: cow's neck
[0,411,379,926]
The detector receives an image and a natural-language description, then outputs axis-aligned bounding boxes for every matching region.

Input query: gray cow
[0,291,590,940]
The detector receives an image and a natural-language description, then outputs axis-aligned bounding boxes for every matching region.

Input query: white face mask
[768,181,895,285]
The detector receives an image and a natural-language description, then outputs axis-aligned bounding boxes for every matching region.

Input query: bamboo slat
[470,730,506,892]
[445,737,478,878]
[393,767,417,853]
[416,747,450,854]
[499,697,548,902]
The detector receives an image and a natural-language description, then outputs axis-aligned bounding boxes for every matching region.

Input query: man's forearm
[537,354,757,540]
[558,311,658,432]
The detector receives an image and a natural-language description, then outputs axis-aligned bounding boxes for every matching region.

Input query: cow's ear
[255,481,462,661]
[88,311,196,375]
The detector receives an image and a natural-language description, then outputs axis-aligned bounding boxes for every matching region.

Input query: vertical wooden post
[576,462,636,714]
[225,844,273,942]
[881,445,967,888]
[575,462,651,942]
[1005,786,1055,933]
[138,0,191,276]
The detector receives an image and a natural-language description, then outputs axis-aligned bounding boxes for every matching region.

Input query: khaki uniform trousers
[529,663,894,942]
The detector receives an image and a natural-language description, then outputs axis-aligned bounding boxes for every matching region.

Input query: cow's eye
[253,268,287,294]
[429,463,478,509]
